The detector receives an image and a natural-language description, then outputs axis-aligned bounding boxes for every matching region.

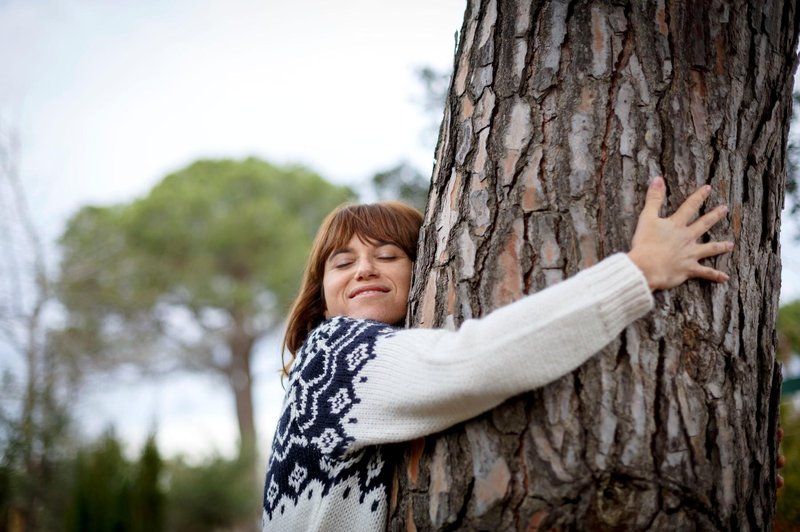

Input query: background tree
[62,432,165,532]
[55,158,354,460]
[775,301,800,526]
[778,300,800,361]
[0,118,75,531]
[782,92,800,217]
[371,162,431,212]
[166,451,258,532]
[776,402,800,528]
[415,66,453,131]
[391,0,799,529]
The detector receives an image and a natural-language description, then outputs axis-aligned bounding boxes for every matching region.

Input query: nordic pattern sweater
[262,253,654,531]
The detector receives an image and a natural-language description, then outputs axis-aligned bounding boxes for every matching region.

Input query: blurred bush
[777,401,800,528]
[166,452,258,532]
[1,429,261,531]
[64,432,164,532]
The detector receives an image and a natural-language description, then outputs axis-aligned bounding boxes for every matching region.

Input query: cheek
[397,265,413,297]
[321,274,337,310]
[323,271,350,307]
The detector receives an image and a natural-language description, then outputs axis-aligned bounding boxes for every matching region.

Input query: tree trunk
[21,310,39,531]
[391,0,799,529]
[228,313,257,460]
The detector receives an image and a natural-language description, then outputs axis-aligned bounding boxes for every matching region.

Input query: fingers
[672,184,712,225]
[695,240,734,260]
[689,264,730,283]
[679,243,732,285]
[641,176,666,218]
[778,454,786,469]
[689,205,729,240]
[632,178,734,290]
[778,474,784,489]
[778,427,784,444]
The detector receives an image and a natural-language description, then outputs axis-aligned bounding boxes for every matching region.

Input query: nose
[354,257,378,280]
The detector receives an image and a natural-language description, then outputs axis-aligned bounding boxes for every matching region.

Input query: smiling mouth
[350,288,389,299]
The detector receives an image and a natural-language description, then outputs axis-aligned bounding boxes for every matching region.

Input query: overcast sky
[0,0,466,459]
[1,0,465,236]
[2,0,800,460]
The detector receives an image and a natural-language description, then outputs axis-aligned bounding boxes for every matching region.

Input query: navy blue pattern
[263,317,396,519]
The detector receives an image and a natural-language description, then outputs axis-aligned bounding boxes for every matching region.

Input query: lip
[349,285,390,299]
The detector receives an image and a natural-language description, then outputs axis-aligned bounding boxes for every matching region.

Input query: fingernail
[727,241,734,251]
[650,176,664,189]
[719,205,728,214]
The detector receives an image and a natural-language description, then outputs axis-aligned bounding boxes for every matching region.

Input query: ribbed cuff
[582,253,654,335]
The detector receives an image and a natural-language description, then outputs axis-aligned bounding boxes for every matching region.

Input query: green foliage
[165,453,257,532]
[0,463,10,532]
[131,437,165,532]
[778,300,800,362]
[63,431,165,532]
[65,433,130,532]
[777,301,800,525]
[1,428,260,532]
[0,359,74,532]
[58,158,353,326]
[777,402,800,526]
[56,157,353,369]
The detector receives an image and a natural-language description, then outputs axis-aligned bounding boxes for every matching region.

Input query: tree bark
[390,0,799,529]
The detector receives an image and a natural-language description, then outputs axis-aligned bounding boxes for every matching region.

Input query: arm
[345,253,651,448]
[345,177,732,449]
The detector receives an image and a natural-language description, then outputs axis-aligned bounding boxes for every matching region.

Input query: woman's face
[322,234,412,324]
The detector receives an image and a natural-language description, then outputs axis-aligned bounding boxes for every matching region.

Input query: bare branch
[0,127,24,320]
[3,124,47,296]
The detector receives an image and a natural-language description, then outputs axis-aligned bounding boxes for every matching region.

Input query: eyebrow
[326,241,398,262]
[327,248,354,262]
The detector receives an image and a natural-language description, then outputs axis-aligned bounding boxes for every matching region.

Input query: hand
[627,176,733,291]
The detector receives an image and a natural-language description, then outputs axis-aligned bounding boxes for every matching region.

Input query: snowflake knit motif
[263,316,396,521]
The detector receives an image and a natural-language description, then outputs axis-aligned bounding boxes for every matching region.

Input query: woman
[262,177,732,530]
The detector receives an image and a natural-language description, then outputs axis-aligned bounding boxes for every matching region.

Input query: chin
[359,313,393,324]
[354,308,403,325]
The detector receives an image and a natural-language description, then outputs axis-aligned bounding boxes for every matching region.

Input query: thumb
[642,176,665,218]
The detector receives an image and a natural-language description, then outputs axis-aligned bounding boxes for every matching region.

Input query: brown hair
[282,201,423,374]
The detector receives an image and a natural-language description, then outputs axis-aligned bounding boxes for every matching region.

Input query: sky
[1,0,464,238]
[1,0,800,461]
[0,0,466,460]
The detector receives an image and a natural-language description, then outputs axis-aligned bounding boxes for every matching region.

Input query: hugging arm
[343,177,733,451]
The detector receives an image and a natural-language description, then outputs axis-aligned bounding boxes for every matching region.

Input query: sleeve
[342,252,653,450]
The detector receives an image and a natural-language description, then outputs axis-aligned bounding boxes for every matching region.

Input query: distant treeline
[0,431,259,532]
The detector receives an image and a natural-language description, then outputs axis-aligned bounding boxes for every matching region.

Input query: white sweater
[262,253,653,531]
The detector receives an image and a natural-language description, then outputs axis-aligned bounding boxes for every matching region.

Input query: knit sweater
[262,253,653,531]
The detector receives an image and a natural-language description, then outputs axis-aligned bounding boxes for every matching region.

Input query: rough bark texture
[390,1,800,530]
